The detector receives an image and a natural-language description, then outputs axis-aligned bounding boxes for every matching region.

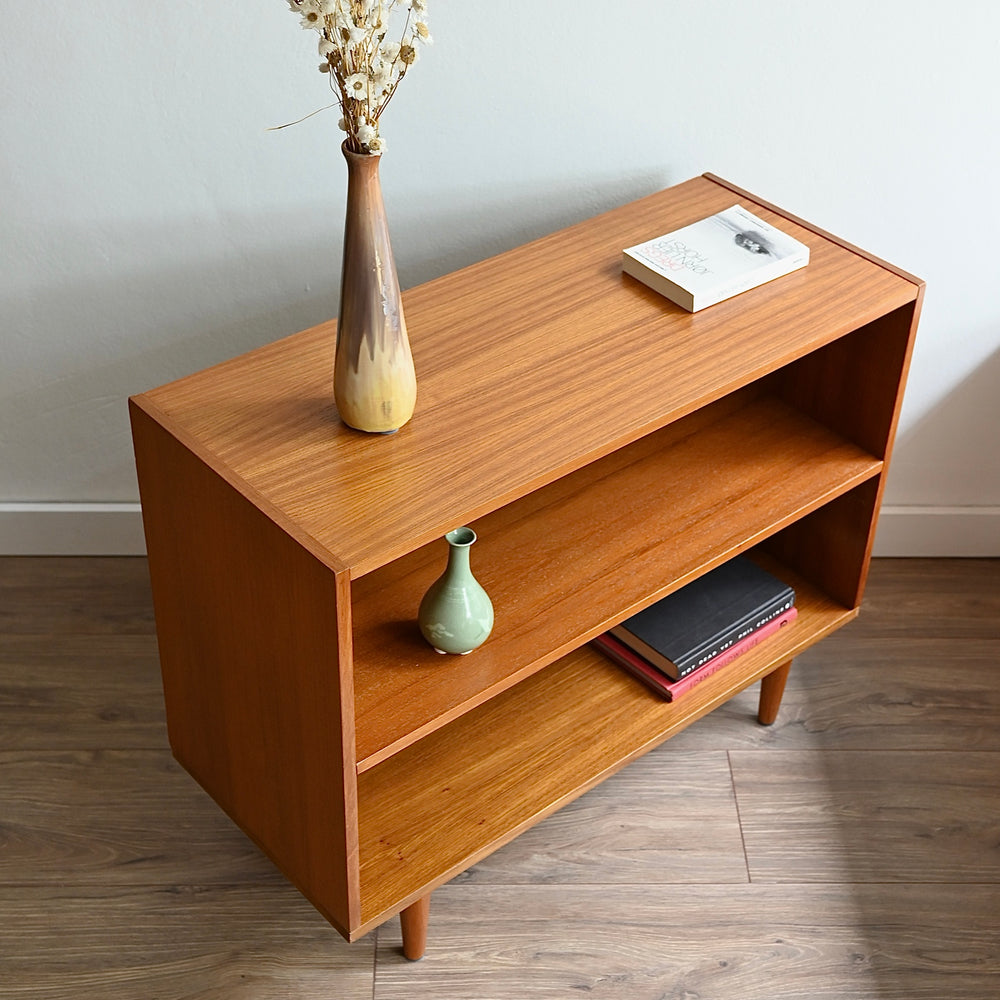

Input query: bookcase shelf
[129,173,922,953]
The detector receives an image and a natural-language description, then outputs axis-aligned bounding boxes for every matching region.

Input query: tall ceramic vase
[334,143,417,434]
[418,528,494,655]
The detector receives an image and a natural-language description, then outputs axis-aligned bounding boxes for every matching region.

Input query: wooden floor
[1,557,998,999]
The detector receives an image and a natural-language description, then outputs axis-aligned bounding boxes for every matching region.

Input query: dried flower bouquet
[285,0,430,154]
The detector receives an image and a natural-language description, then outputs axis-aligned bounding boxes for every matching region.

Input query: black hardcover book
[609,556,795,679]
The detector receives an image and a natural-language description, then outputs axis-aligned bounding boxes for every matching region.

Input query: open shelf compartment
[355,553,852,928]
[350,386,882,770]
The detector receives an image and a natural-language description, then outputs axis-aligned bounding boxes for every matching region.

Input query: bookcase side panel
[129,400,361,937]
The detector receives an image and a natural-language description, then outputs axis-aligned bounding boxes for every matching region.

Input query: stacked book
[592,555,797,701]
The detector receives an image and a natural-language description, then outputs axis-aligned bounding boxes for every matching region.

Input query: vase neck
[342,144,383,197]
[446,543,472,577]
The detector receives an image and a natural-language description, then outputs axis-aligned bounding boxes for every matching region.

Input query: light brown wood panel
[0,557,155,635]
[130,403,360,937]
[731,749,1000,883]
[351,392,880,768]
[357,575,852,928]
[0,750,279,885]
[0,884,375,1000]
[0,635,166,750]
[457,750,748,885]
[374,883,1000,999]
[139,175,918,578]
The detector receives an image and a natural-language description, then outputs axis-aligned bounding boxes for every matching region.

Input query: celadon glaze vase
[334,143,417,433]
[418,528,494,655]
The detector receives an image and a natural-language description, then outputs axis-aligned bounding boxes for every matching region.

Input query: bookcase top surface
[134,174,920,576]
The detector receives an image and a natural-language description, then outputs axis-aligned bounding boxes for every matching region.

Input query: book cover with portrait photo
[623,204,810,311]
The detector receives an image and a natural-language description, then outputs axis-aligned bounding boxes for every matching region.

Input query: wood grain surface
[456,749,748,886]
[131,403,361,936]
[0,635,165,750]
[0,884,375,1000]
[1,556,996,997]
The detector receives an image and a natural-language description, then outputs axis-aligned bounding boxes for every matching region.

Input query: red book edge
[592,606,799,701]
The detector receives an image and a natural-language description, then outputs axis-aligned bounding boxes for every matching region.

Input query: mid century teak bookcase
[129,173,923,959]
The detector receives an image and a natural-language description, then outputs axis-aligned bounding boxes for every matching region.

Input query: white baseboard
[0,503,146,555]
[0,503,997,558]
[873,505,1000,557]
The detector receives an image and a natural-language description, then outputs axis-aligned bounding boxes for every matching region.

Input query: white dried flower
[343,72,369,100]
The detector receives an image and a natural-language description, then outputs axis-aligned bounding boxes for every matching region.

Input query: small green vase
[418,527,494,655]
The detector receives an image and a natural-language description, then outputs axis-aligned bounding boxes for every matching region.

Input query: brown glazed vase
[334,144,417,433]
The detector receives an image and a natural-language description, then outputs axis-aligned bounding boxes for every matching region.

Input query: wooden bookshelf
[129,173,923,955]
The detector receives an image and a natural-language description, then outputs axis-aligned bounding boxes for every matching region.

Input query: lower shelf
[355,563,853,930]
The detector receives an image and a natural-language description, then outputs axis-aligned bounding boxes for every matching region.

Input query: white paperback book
[622,205,810,312]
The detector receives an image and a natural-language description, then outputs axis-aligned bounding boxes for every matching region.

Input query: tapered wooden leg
[400,894,431,961]
[757,659,792,725]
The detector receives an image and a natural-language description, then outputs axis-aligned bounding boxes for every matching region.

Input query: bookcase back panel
[761,478,882,610]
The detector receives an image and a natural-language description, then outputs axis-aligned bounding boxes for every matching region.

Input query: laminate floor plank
[459,750,748,885]
[373,883,1000,1000]
[0,557,155,636]
[663,635,1000,752]
[0,635,166,750]
[731,749,1000,883]
[0,749,279,886]
[764,637,1000,751]
[0,884,376,1000]
[848,558,1000,639]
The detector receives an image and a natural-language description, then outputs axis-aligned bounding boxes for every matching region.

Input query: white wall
[2,1,998,554]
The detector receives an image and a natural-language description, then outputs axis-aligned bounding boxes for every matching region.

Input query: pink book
[592,606,798,701]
